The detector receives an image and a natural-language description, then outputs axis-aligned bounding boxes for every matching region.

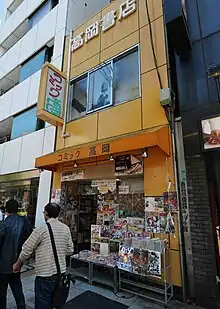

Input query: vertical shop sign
[45,68,65,118]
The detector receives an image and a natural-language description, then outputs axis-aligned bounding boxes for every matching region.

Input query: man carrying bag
[13,203,74,309]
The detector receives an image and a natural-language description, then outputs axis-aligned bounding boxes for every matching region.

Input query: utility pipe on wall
[62,30,73,138]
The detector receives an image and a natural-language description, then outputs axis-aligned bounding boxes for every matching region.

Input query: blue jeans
[0,273,25,309]
[35,276,57,309]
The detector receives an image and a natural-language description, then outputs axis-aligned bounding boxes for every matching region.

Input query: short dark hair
[44,203,60,218]
[6,199,19,214]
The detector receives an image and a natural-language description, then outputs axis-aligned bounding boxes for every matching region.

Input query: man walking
[0,199,32,309]
[13,203,74,309]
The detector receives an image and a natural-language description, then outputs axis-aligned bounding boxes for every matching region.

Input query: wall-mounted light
[74,161,79,168]
[207,64,220,104]
[109,155,114,161]
[142,148,148,158]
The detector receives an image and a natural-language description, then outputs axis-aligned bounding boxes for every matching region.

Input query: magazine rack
[118,245,173,308]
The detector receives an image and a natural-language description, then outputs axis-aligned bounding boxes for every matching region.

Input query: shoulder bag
[47,222,71,308]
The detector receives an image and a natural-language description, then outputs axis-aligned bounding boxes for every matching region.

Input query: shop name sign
[71,0,137,52]
[45,68,65,118]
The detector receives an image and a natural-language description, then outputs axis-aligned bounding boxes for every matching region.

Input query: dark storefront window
[68,47,140,122]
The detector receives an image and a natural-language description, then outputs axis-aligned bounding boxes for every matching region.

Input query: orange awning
[35,125,171,171]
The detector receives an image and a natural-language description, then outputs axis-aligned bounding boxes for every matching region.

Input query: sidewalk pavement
[7,273,201,309]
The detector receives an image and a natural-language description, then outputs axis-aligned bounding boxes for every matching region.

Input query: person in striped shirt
[13,203,74,309]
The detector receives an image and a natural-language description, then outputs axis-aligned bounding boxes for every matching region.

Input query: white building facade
[0,0,110,227]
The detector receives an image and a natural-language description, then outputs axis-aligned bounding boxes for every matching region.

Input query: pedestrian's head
[6,199,19,214]
[43,203,60,221]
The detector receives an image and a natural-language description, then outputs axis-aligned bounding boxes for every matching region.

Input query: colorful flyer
[117,245,134,272]
[163,191,178,212]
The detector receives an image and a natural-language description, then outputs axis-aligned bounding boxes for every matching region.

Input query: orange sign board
[35,126,170,170]
[37,62,67,126]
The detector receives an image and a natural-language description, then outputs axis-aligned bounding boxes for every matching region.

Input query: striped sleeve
[19,228,41,262]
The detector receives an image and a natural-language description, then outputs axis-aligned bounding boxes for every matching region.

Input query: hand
[13,262,21,273]
[211,129,220,137]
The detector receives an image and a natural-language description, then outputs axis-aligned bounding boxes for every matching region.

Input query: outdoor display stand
[65,174,177,307]
[118,244,173,307]
[70,252,118,293]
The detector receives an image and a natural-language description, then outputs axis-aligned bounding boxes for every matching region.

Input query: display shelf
[118,246,173,308]
[91,263,118,293]
[70,257,91,284]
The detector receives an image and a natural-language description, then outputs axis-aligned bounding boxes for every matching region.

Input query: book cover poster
[145,197,164,212]
[100,225,111,239]
[91,225,101,240]
[117,245,134,272]
[91,242,100,254]
[163,191,178,212]
[127,217,144,237]
[145,213,161,233]
[147,250,161,278]
[132,248,148,276]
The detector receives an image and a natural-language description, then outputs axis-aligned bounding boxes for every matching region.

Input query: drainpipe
[62,30,73,138]
[162,0,187,302]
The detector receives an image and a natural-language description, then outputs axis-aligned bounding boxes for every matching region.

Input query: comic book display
[117,245,134,272]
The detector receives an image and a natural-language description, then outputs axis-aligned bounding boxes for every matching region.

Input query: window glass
[11,107,44,140]
[19,49,46,83]
[28,0,51,29]
[87,63,113,112]
[68,76,88,121]
[113,49,140,105]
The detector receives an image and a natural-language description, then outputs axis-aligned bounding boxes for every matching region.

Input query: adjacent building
[165,0,220,308]
[0,0,110,226]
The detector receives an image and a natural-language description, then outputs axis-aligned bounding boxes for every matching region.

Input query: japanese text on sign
[45,68,65,118]
[57,150,80,162]
[71,0,137,52]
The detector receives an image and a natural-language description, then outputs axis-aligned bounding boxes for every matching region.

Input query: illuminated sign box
[37,62,67,126]
[201,115,220,151]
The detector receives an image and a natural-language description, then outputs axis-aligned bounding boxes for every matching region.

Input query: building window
[28,0,54,29]
[11,107,45,140]
[68,47,140,122]
[68,76,88,121]
[19,49,47,83]
[113,48,140,105]
[87,63,113,113]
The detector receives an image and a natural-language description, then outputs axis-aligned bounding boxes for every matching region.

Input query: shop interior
[0,178,39,226]
[55,155,178,306]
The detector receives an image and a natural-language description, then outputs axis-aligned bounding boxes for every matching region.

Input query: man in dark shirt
[0,199,32,309]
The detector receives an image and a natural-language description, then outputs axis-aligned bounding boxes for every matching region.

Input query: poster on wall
[163,191,178,212]
[145,197,164,212]
[201,115,220,150]
[51,189,61,204]
[115,155,143,176]
[61,170,84,182]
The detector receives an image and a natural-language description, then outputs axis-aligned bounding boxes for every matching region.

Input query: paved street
[7,273,201,309]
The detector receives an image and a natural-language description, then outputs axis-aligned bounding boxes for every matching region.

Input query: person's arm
[0,222,5,247]
[13,228,41,271]
[66,229,74,256]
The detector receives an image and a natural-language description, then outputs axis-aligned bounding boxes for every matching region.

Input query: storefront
[0,170,39,224]
[35,0,183,305]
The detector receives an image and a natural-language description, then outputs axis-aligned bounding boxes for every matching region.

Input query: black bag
[47,222,71,308]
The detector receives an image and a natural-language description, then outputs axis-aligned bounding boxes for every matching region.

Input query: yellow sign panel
[37,62,67,126]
